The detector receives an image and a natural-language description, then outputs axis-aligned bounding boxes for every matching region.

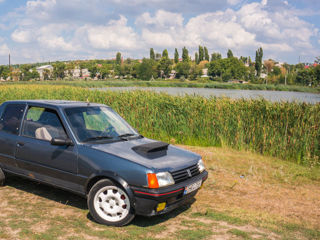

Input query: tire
[0,168,5,186]
[87,179,135,226]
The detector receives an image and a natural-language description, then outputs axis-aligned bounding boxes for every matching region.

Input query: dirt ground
[0,146,319,240]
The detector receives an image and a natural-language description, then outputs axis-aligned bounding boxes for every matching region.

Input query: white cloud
[185,11,257,49]
[25,0,57,20]
[11,29,33,43]
[1,0,320,64]
[84,16,140,50]
[136,10,183,29]
[0,44,10,56]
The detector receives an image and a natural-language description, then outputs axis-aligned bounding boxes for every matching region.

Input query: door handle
[17,142,25,147]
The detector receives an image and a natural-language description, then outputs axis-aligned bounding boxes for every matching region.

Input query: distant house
[201,68,208,78]
[260,73,267,79]
[69,67,81,78]
[81,68,90,78]
[169,70,176,79]
[36,65,53,79]
[275,62,284,68]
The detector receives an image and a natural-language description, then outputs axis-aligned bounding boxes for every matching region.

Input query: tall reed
[0,85,319,165]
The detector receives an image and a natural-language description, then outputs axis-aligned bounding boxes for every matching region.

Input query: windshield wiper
[83,136,113,142]
[118,133,141,140]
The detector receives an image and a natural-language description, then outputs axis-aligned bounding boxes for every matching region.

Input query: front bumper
[131,170,208,216]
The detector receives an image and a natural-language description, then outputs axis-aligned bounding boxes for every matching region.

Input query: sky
[0,0,319,65]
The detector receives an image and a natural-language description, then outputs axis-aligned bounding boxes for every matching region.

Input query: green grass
[2,79,319,93]
[0,84,319,166]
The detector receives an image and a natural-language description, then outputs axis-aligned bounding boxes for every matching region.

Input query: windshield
[65,106,138,142]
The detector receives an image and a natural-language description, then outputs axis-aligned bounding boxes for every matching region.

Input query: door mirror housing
[51,138,73,146]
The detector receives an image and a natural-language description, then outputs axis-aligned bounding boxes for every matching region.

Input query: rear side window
[0,104,25,135]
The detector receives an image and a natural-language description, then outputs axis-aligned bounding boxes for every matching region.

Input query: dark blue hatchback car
[0,100,208,226]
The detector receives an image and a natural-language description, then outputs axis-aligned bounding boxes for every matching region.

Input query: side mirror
[51,138,73,146]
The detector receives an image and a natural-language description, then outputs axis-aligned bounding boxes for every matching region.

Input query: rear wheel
[88,179,135,226]
[0,168,5,186]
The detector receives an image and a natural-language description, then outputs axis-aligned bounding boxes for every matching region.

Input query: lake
[95,87,320,104]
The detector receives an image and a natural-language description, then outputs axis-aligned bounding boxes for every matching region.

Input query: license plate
[184,180,202,195]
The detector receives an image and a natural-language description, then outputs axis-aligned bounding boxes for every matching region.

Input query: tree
[137,58,157,80]
[88,64,98,78]
[116,52,122,65]
[208,57,247,81]
[211,52,222,61]
[204,47,209,61]
[182,47,189,62]
[264,59,275,74]
[175,62,191,79]
[315,57,320,64]
[174,48,179,64]
[0,66,10,80]
[43,69,50,80]
[155,53,162,60]
[189,63,202,80]
[195,52,199,64]
[53,62,66,79]
[198,46,204,61]
[255,47,263,77]
[150,48,155,60]
[227,49,233,58]
[296,69,314,86]
[314,65,320,86]
[272,66,281,76]
[162,49,169,58]
[158,57,172,78]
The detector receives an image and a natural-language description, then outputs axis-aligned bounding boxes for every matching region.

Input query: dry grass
[185,145,320,230]
[0,146,319,240]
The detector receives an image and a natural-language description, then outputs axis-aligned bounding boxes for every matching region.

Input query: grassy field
[0,85,319,166]
[0,146,319,240]
[2,79,320,93]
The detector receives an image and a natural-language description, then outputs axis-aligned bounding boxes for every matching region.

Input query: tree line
[0,48,319,86]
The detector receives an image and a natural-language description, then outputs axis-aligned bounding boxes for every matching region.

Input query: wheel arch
[85,172,135,206]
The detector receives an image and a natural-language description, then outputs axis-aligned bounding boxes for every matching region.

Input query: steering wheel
[98,125,116,138]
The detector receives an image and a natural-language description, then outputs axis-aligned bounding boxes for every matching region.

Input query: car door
[14,105,80,190]
[0,103,26,170]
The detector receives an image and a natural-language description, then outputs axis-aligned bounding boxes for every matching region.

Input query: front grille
[171,164,200,184]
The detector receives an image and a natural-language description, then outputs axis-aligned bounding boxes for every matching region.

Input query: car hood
[85,138,200,172]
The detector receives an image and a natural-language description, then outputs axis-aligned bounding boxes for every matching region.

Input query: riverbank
[1,79,319,93]
[0,85,319,165]
[95,86,320,103]
[1,146,319,239]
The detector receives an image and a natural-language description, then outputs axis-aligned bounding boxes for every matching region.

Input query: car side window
[22,107,68,141]
[0,104,25,135]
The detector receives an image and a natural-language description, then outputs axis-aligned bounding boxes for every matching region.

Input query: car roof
[2,100,108,108]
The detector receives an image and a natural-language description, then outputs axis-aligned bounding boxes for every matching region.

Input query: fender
[85,171,136,206]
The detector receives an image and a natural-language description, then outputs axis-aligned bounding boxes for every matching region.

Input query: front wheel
[88,179,135,226]
[0,168,5,186]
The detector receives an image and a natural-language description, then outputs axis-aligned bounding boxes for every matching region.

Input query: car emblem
[187,169,192,177]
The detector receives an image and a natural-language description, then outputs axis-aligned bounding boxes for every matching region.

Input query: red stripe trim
[134,188,184,197]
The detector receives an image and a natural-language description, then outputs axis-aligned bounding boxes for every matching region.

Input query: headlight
[198,159,205,173]
[147,172,175,188]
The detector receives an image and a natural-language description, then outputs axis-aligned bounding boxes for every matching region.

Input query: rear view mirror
[51,138,73,146]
